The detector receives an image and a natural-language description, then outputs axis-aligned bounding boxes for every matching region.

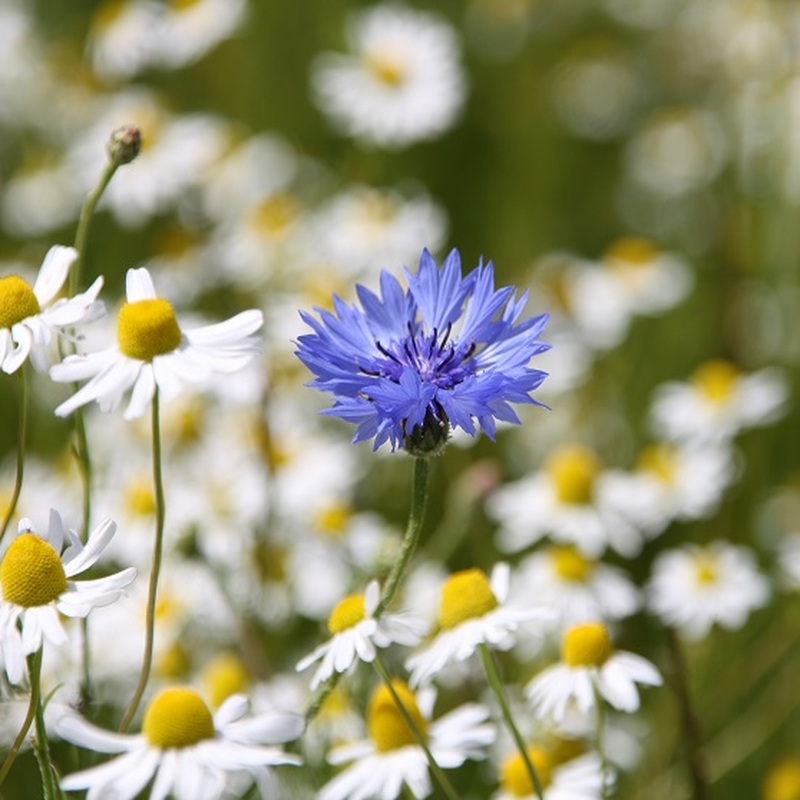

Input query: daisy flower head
[406,563,551,687]
[296,580,428,691]
[320,679,495,800]
[58,686,303,800]
[50,266,263,420]
[0,245,103,374]
[310,3,466,148]
[646,541,771,640]
[0,510,135,685]
[295,248,550,454]
[525,621,662,723]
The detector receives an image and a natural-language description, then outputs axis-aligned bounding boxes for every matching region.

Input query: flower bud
[107,124,142,166]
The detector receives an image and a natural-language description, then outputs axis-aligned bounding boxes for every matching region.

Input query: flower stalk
[0,366,28,545]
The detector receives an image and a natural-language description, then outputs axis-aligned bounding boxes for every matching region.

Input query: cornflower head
[295,248,549,454]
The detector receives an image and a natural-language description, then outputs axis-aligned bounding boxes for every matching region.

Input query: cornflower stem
[478,643,545,800]
[30,651,59,800]
[667,627,708,800]
[119,389,166,732]
[305,456,432,724]
[372,655,460,800]
[592,682,610,799]
[0,648,42,789]
[375,456,431,616]
[0,366,28,545]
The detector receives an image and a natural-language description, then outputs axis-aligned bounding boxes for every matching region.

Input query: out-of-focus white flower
[649,359,789,445]
[776,532,800,591]
[311,4,466,148]
[647,541,771,639]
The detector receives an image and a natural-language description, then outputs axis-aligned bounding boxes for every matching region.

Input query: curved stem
[0,366,28,545]
[372,656,460,800]
[479,643,545,800]
[30,651,59,800]
[119,389,165,732]
[0,648,41,788]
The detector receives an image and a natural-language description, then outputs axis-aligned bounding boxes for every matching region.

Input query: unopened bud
[107,124,142,166]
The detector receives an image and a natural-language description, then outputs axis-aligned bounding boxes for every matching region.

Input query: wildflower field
[0,1,799,798]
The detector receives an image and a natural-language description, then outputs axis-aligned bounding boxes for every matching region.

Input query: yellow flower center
[91,0,129,31]
[248,194,298,240]
[694,552,719,585]
[142,687,215,749]
[764,758,800,800]
[363,49,409,87]
[551,546,594,583]
[367,681,428,752]
[691,359,740,405]
[328,594,366,634]
[604,236,658,267]
[562,622,613,668]
[169,0,202,11]
[201,653,251,709]
[0,275,41,330]
[117,298,182,362]
[252,540,287,583]
[314,503,352,538]
[546,445,601,505]
[155,641,191,680]
[125,477,156,517]
[1,534,67,608]
[501,746,554,796]
[439,568,498,630]
[636,443,677,485]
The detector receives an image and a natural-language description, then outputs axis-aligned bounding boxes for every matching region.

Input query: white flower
[487,445,644,558]
[0,246,103,374]
[50,267,263,420]
[525,622,661,723]
[310,3,466,148]
[0,511,135,685]
[649,359,788,445]
[647,541,771,639]
[297,580,428,691]
[57,687,302,800]
[320,680,495,800]
[406,564,551,687]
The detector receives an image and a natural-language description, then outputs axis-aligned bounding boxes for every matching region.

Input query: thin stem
[375,456,430,616]
[0,648,41,788]
[372,656,460,800]
[31,651,59,800]
[0,366,28,545]
[592,682,610,799]
[478,643,545,800]
[119,389,166,732]
[667,627,708,800]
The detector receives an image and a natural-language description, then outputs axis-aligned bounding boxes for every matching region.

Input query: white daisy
[646,541,771,640]
[406,564,551,688]
[487,444,644,558]
[310,3,466,148]
[525,622,662,723]
[297,580,428,691]
[319,680,495,800]
[50,266,263,420]
[0,510,135,685]
[57,686,303,800]
[513,546,640,632]
[0,245,103,374]
[649,359,789,445]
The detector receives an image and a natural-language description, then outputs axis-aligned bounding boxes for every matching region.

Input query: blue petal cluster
[296,249,550,452]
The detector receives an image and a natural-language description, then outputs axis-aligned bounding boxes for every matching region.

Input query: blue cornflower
[295,249,550,454]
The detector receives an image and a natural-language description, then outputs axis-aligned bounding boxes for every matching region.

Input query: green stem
[592,681,610,799]
[478,644,545,800]
[0,648,41,788]
[119,389,166,732]
[0,366,28,545]
[372,656,460,800]
[31,651,59,800]
[375,456,430,616]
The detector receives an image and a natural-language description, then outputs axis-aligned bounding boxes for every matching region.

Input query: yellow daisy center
[604,236,657,267]
[124,477,156,517]
[764,758,800,800]
[0,275,41,330]
[546,445,601,505]
[439,568,498,630]
[169,0,202,11]
[562,622,613,668]
[636,443,677,485]
[367,680,428,752]
[551,546,594,583]
[363,49,409,87]
[155,641,191,680]
[328,593,366,634]
[501,746,554,796]
[694,552,719,585]
[691,359,740,404]
[142,687,215,749]
[91,0,129,31]
[201,653,251,709]
[314,503,352,538]
[248,194,298,240]
[117,298,182,362]
[1,534,67,608]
